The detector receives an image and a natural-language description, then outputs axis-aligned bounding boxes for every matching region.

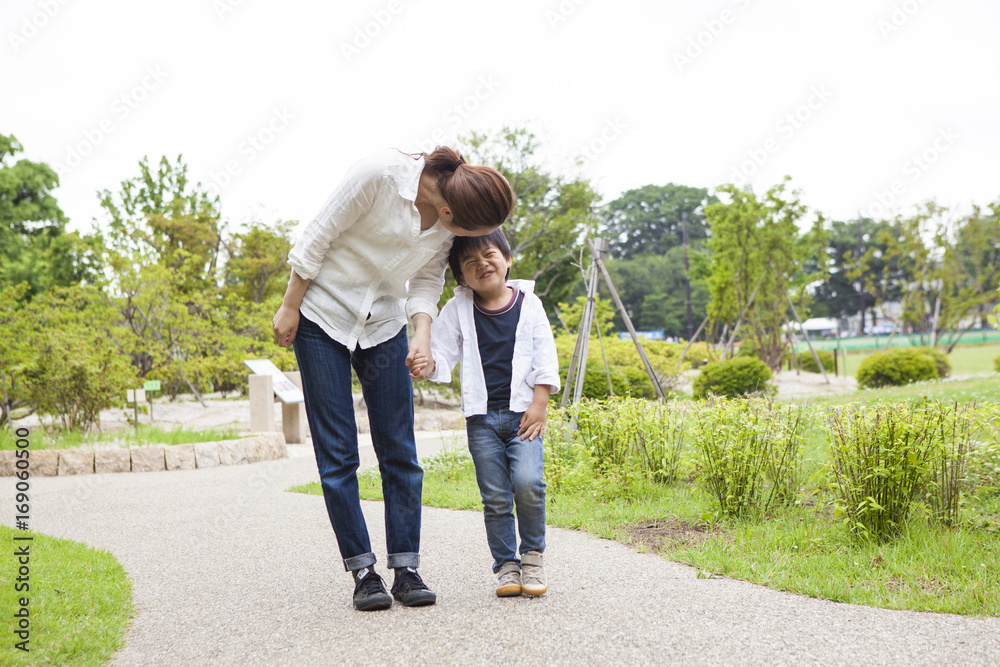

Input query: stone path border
[0,432,286,477]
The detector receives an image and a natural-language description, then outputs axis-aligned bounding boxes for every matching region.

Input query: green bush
[692,357,775,399]
[993,354,1000,373]
[914,347,951,379]
[856,348,938,388]
[798,349,834,373]
[693,398,805,519]
[827,404,932,543]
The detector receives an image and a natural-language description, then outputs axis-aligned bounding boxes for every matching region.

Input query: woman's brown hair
[421,146,515,232]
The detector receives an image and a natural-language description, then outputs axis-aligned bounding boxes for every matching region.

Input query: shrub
[692,398,805,519]
[993,354,1000,373]
[914,347,951,379]
[692,357,775,399]
[920,401,976,526]
[23,333,136,431]
[856,348,938,388]
[798,349,834,374]
[827,404,932,543]
[571,398,688,487]
[681,342,710,369]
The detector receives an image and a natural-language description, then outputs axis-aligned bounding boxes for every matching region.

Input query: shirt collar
[396,154,424,202]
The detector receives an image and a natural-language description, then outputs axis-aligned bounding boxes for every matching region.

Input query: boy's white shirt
[428,279,561,418]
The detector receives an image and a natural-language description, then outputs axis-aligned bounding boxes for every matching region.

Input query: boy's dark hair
[448,229,513,285]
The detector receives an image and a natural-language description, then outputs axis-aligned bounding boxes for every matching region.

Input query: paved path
[4,435,999,666]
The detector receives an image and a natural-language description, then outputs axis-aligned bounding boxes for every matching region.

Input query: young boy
[410,230,560,597]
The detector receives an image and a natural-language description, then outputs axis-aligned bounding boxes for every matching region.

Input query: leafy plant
[827,404,932,543]
[856,348,938,389]
[692,357,775,399]
[692,398,804,520]
[920,401,976,526]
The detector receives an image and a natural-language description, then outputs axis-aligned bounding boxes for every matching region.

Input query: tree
[937,200,1000,342]
[0,282,32,426]
[459,126,600,310]
[0,133,99,297]
[20,286,136,431]
[223,219,294,303]
[703,180,822,371]
[810,218,893,327]
[98,155,223,295]
[603,183,714,260]
[604,249,710,335]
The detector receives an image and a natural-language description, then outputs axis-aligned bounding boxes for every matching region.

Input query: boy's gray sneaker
[520,551,547,596]
[495,560,522,597]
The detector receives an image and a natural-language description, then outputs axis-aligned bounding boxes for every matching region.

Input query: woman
[272,146,514,611]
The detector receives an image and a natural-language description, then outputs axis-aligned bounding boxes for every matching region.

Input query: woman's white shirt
[287,149,454,350]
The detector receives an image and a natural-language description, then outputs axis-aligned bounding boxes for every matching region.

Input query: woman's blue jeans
[466,409,546,572]
[293,314,422,572]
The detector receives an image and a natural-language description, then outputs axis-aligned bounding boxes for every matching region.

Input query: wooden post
[282,371,308,444]
[249,374,276,433]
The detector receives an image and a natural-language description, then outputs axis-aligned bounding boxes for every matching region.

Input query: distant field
[834,341,1000,378]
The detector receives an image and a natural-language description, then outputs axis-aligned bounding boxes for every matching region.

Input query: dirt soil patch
[623,518,726,553]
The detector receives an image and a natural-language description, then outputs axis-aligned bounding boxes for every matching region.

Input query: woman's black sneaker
[391,568,437,607]
[352,568,392,611]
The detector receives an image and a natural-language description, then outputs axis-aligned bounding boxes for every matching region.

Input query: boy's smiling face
[457,243,513,293]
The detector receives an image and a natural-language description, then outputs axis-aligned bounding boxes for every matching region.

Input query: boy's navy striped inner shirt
[473,287,524,411]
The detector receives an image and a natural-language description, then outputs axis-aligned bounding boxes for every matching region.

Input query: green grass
[0,526,133,666]
[0,424,241,451]
[288,398,1000,617]
[791,373,1000,408]
[832,342,1000,378]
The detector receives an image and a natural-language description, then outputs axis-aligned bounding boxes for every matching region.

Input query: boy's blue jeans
[466,408,546,572]
[293,314,422,572]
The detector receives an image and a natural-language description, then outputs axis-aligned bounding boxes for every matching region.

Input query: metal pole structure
[785,291,830,384]
[679,315,709,364]
[682,209,693,341]
[561,262,596,408]
[571,259,600,404]
[589,238,666,401]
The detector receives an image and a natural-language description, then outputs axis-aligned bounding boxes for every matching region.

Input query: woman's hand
[272,304,300,347]
[407,352,435,380]
[406,313,433,376]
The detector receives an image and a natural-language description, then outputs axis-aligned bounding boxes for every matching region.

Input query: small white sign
[243,359,305,404]
[127,389,146,403]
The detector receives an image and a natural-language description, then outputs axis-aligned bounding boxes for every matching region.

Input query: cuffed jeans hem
[387,552,420,569]
[343,552,377,573]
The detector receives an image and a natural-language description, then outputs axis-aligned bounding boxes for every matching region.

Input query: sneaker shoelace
[356,572,386,596]
[397,570,429,592]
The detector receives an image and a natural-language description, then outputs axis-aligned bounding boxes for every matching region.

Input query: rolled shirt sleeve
[287,154,382,281]
[405,236,454,322]
[428,298,463,383]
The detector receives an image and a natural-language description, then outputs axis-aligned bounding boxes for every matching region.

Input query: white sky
[3,0,998,237]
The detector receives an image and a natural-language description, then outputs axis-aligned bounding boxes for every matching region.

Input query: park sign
[243,359,304,404]
[143,380,161,392]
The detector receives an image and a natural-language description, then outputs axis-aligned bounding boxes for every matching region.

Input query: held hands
[272,305,300,348]
[407,352,435,380]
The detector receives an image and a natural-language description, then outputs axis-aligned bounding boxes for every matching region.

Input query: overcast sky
[3,0,998,237]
